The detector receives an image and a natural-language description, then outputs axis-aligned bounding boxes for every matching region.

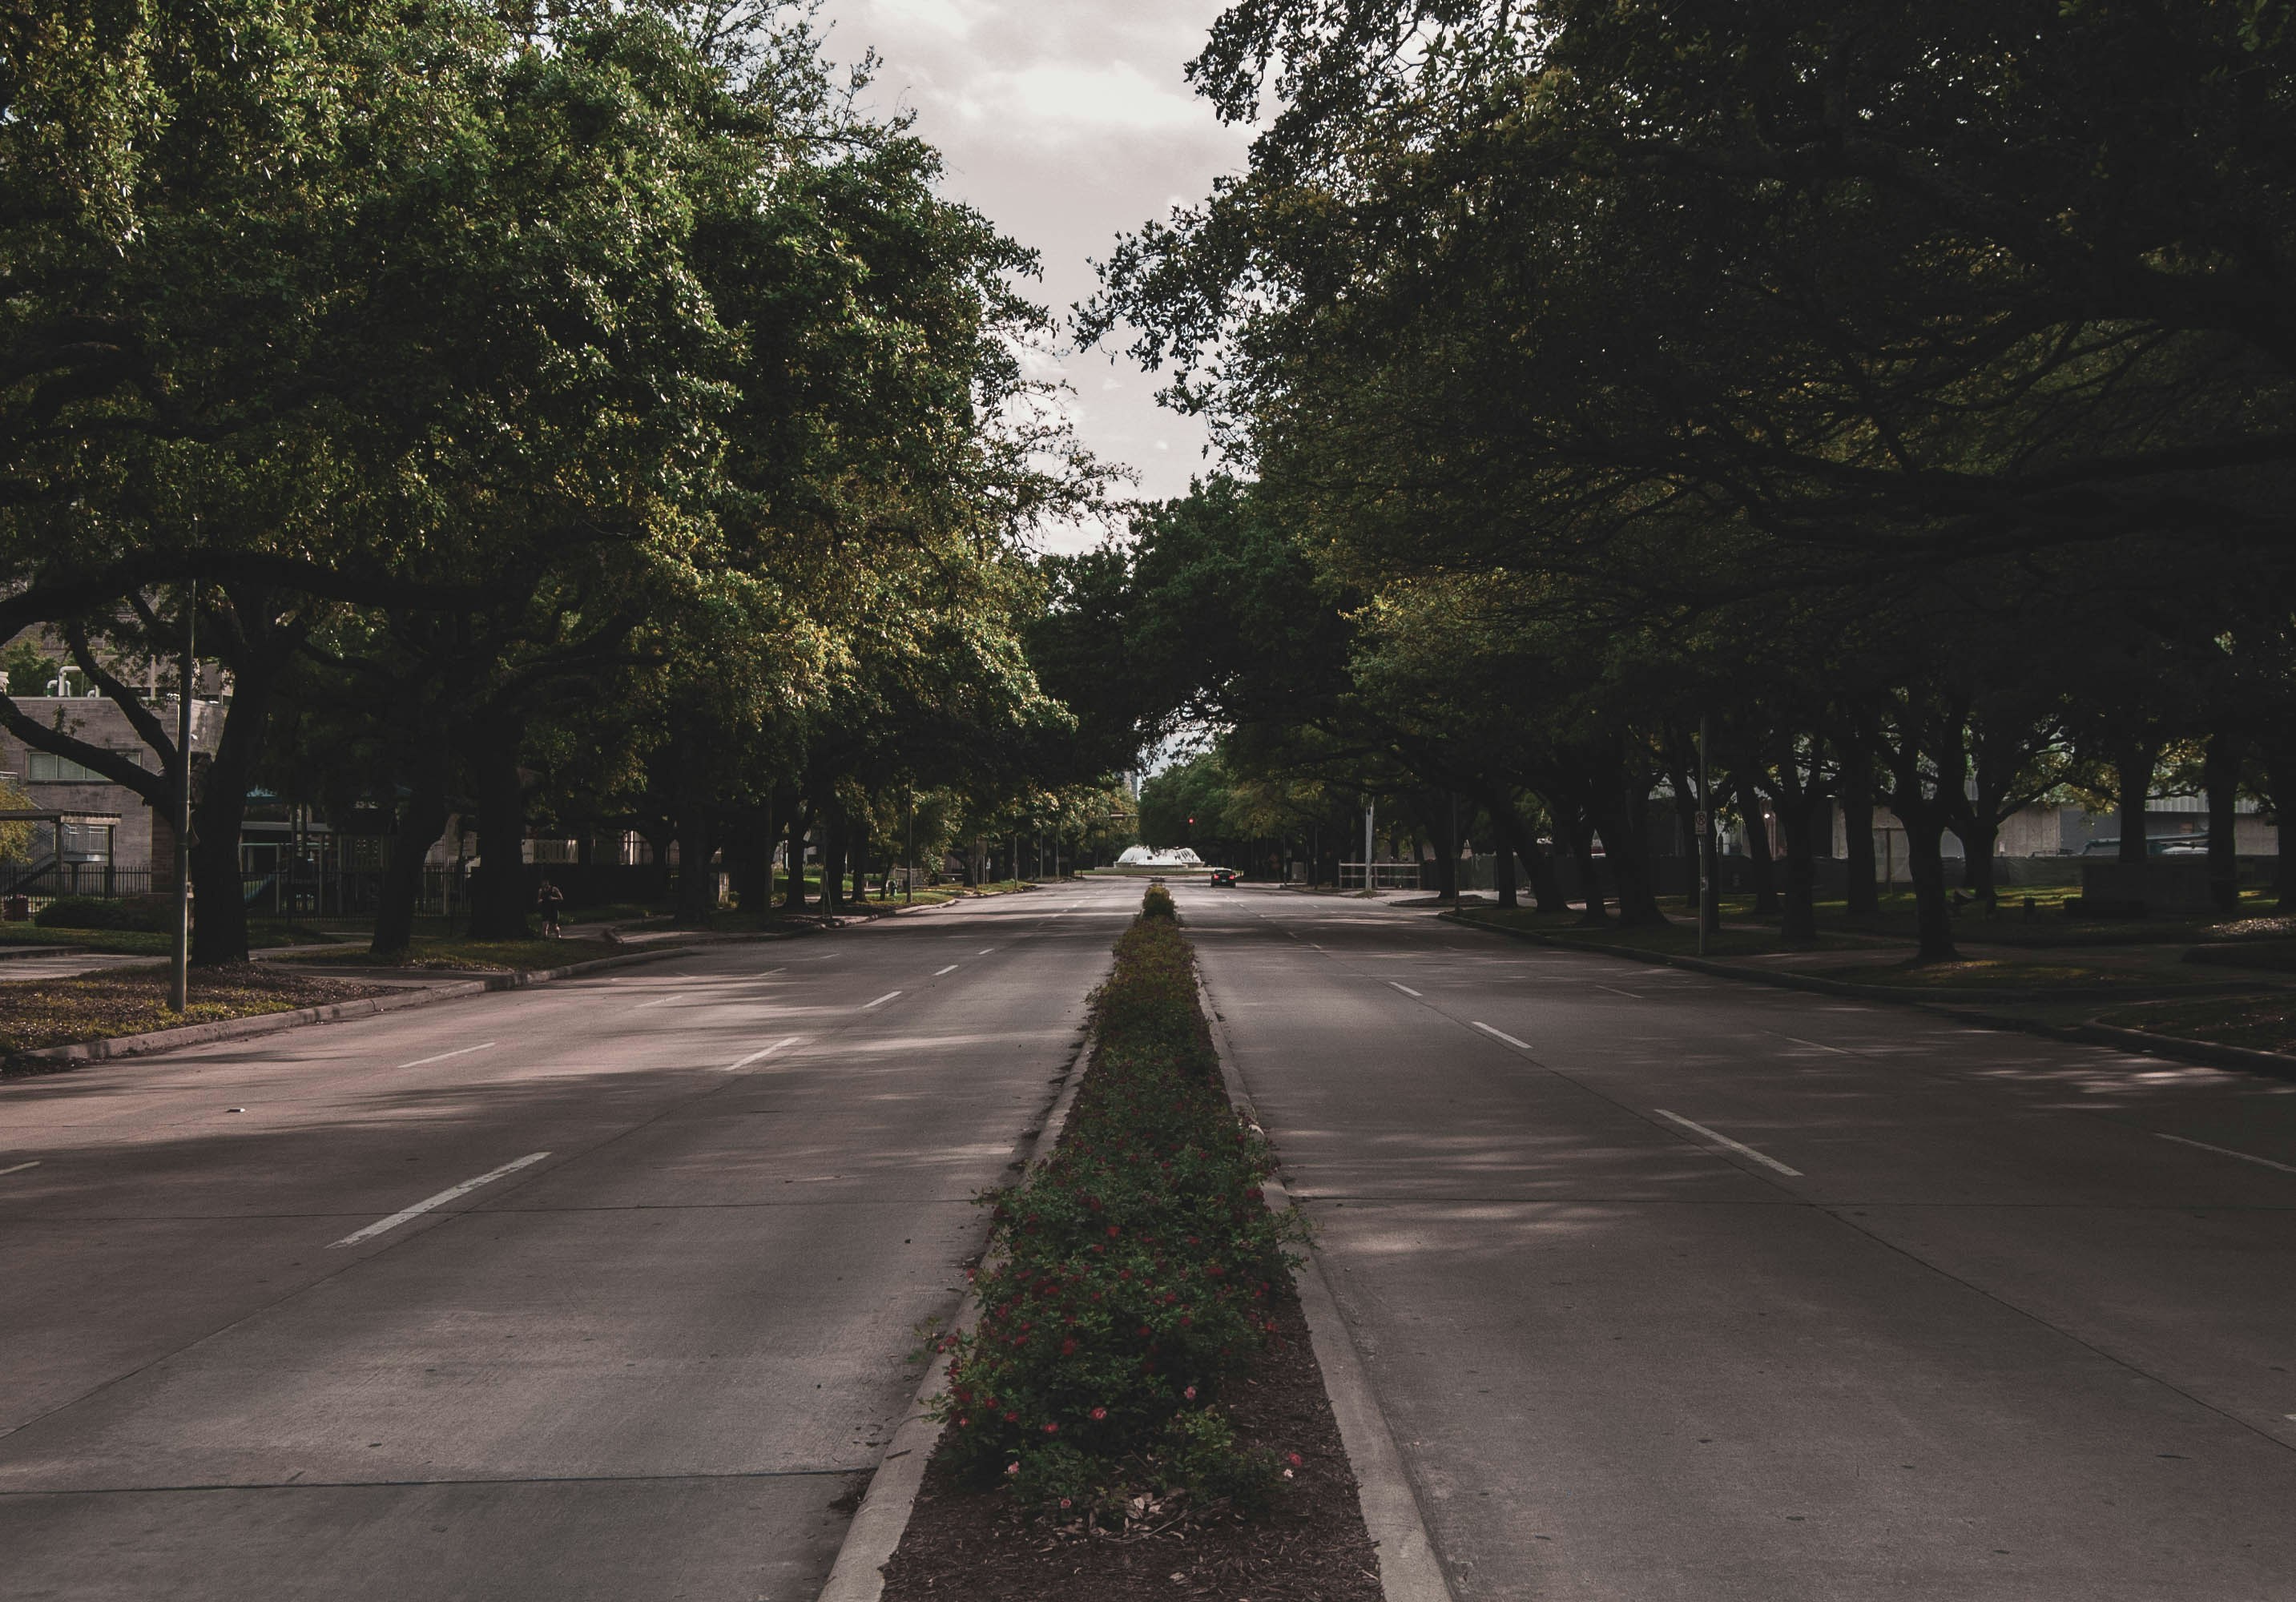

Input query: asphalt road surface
[10,876,2295,1601]
[1187,883,2296,1601]
[0,890,1119,1602]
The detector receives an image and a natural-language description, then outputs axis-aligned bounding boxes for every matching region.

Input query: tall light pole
[1363,800,1375,892]
[169,583,195,1012]
[1698,713,1718,954]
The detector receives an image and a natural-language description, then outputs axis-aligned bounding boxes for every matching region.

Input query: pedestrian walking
[536,876,565,938]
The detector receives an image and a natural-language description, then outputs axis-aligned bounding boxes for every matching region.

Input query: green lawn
[0,964,391,1060]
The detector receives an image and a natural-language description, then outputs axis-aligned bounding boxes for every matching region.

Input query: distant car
[1207,867,1239,886]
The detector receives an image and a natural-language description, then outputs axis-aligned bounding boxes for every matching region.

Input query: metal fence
[1338,861,1425,890]
[0,863,156,900]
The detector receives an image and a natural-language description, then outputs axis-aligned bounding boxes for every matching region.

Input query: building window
[25,748,147,782]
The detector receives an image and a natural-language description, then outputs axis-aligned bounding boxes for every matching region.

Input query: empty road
[0,890,1120,1601]
[9,875,2295,1600]
[1188,883,2296,1600]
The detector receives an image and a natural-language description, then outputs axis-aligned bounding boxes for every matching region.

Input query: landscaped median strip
[828,884,1399,1602]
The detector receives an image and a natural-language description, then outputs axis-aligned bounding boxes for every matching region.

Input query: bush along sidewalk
[878,885,1383,1598]
[928,884,1303,1523]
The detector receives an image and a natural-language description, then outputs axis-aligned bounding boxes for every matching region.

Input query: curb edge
[1194,969,1458,1602]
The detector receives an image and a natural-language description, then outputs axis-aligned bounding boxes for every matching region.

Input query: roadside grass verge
[284,937,619,971]
[883,884,1380,1600]
[2097,993,2296,1057]
[1799,957,2210,992]
[1454,906,1867,957]
[0,964,392,1061]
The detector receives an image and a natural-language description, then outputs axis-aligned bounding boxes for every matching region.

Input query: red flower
[1091,1407,1107,1420]
[1288,1452,1303,1466]
[1043,1422,1059,1434]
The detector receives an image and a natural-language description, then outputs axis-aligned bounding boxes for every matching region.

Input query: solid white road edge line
[328,1152,552,1249]
[1654,1109,1803,1177]
[0,1161,38,1177]
[2155,1131,2296,1175]
[395,1041,497,1070]
[934,964,959,976]
[1389,981,1423,997]
[862,990,901,1010]
[1472,1020,1532,1050]
[1194,972,1456,1602]
[1782,1034,1853,1054]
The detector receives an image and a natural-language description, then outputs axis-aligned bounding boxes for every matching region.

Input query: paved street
[8,876,2296,1600]
[0,891,1118,1602]
[1188,883,2296,1600]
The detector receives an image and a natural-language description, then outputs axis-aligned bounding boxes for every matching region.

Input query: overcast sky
[815,0,1255,552]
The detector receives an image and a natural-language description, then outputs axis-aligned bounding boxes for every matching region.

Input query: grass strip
[930,883,1301,1515]
[0,964,393,1061]
[882,884,1380,1598]
[284,937,619,971]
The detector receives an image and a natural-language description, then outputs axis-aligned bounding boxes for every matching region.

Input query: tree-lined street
[7,878,2295,1597]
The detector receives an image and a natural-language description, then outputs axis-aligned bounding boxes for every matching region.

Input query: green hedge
[932,888,1300,1515]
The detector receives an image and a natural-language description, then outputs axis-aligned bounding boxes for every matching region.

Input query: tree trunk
[1737,773,1778,916]
[1494,833,1518,908]
[1771,790,1823,945]
[1427,794,1460,903]
[783,804,812,910]
[1595,784,1668,928]
[1902,807,1957,961]
[820,799,846,913]
[1666,751,1702,911]
[2117,741,2157,865]
[2205,731,2243,914]
[1566,809,1608,924]
[1959,816,2000,908]
[184,655,287,965]
[2270,749,2296,912]
[674,810,715,924]
[372,747,449,957]
[851,803,872,904]
[466,719,530,940]
[1839,757,1879,918]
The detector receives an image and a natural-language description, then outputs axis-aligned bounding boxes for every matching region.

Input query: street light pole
[1698,713,1718,955]
[1363,800,1375,892]
[169,582,195,1012]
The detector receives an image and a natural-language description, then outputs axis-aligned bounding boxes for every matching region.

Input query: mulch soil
[879,1272,1384,1602]
[0,963,393,1063]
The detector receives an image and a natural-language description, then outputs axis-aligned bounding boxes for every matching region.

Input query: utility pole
[1698,714,1719,953]
[169,583,195,1012]
[1363,800,1375,892]
[904,787,914,904]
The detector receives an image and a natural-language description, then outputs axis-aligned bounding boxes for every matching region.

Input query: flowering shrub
[931,888,1299,1515]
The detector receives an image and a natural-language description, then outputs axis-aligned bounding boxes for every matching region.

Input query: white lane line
[1782,1035,1852,1055]
[0,1161,39,1177]
[977,948,997,955]
[2155,1132,2296,1175]
[1472,1020,1532,1050]
[396,1042,497,1070]
[727,1036,804,1071]
[1596,984,1643,999]
[863,990,901,1010]
[329,1153,551,1249]
[1388,982,1423,997]
[634,996,676,1009]
[1655,1110,1803,1177]
[934,964,960,976]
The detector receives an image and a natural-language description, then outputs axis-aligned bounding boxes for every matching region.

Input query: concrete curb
[6,945,695,1073]
[1440,912,2296,1083]
[815,1012,1094,1602]
[1195,971,1458,1602]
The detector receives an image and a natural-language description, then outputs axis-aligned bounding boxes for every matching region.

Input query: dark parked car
[1207,867,1239,886]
